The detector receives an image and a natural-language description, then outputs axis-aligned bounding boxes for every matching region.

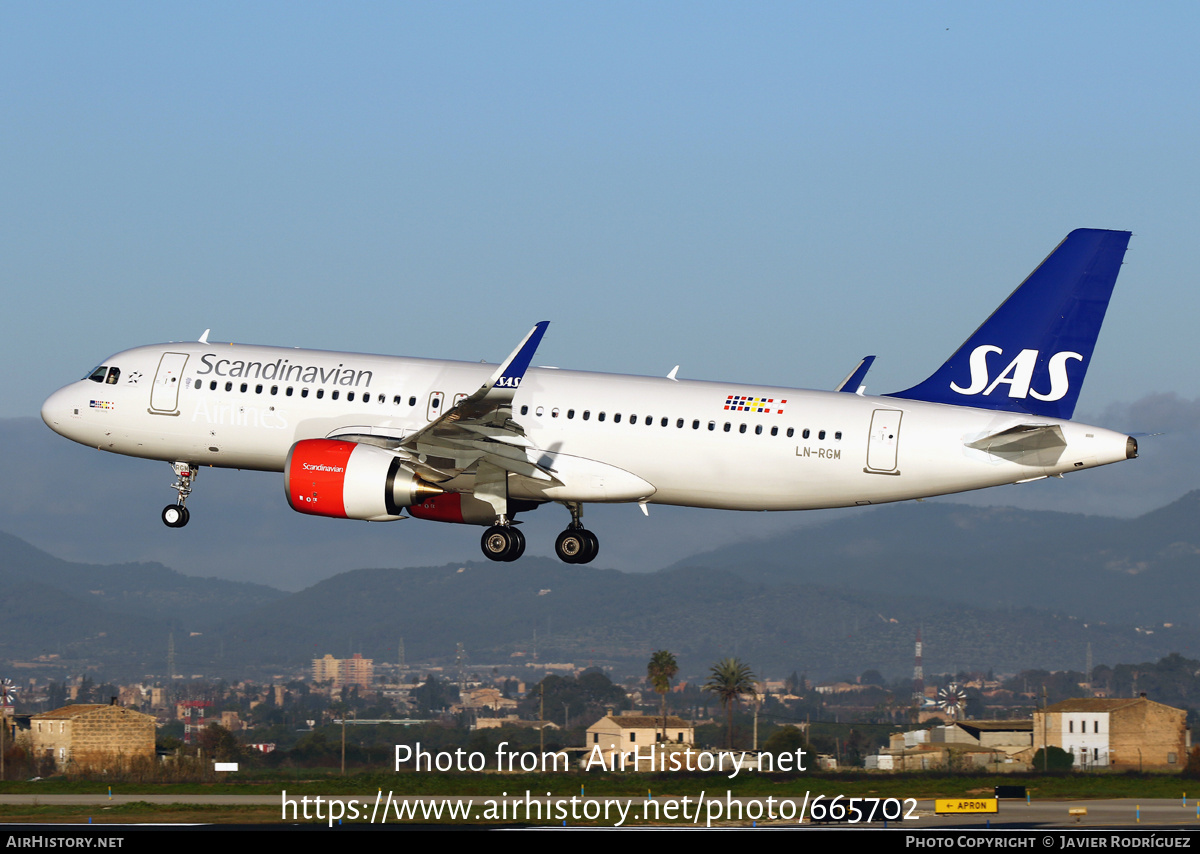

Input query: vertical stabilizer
[889,229,1131,420]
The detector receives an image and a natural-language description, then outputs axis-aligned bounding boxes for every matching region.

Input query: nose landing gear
[161,462,197,528]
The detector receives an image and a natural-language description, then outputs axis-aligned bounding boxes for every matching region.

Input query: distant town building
[27,704,155,772]
[312,653,374,689]
[586,713,695,764]
[1033,696,1188,771]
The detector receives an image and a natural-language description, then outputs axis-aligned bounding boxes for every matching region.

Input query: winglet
[481,322,550,399]
[835,356,875,394]
[198,329,211,344]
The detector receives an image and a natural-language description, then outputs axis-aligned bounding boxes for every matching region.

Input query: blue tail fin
[889,228,1131,420]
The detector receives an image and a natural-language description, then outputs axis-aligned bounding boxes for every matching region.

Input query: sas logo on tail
[950,346,1082,402]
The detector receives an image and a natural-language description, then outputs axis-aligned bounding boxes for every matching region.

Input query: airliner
[42,229,1137,564]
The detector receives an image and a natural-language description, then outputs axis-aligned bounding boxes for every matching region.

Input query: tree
[647,650,679,744]
[704,658,757,749]
[1032,746,1074,773]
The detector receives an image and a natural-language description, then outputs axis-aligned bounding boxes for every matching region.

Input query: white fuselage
[41,341,1134,512]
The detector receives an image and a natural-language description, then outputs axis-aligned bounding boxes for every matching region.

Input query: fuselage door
[866,409,902,473]
[150,352,190,415]
[426,391,444,421]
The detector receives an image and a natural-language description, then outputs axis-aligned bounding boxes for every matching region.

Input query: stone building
[28,704,155,771]
[586,713,694,765]
[1033,696,1188,771]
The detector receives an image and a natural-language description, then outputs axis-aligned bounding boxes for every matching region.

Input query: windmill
[938,683,967,720]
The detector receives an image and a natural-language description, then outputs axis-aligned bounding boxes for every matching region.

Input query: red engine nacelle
[285,439,442,521]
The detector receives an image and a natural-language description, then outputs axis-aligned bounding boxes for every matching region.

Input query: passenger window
[409,396,417,406]
[818,430,826,440]
[302,388,309,398]
[708,421,715,431]
[771,426,778,436]
[210,381,217,391]
[394,395,402,405]
[786,427,794,438]
[255,384,263,394]
[551,408,559,418]
[240,383,248,393]
[598,412,606,422]
[676,418,683,428]
[521,405,529,415]
[286,387,293,397]
[535,406,543,416]
[225,381,233,392]
[317,389,324,399]
[693,420,700,429]
[614,413,622,423]
[835,431,842,440]
[332,390,339,400]
[583,410,590,420]
[348,392,355,402]
[567,409,575,419]
[803,428,810,439]
[755,425,762,435]
[271,385,278,395]
[646,416,653,426]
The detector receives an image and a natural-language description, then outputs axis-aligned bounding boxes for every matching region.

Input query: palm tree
[704,658,757,748]
[647,650,678,745]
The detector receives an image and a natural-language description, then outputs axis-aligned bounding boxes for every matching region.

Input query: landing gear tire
[481,525,524,562]
[556,528,599,564]
[162,505,190,528]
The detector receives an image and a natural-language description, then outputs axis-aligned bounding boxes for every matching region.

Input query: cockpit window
[87,366,121,384]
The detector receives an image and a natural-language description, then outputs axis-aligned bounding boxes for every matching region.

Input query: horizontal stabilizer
[966,424,1067,467]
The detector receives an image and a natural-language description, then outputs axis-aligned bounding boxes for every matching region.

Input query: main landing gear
[161,462,197,529]
[554,501,599,565]
[481,521,526,562]
[477,502,600,564]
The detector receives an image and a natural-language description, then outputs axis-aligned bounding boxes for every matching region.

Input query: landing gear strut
[555,502,598,564]
[161,462,197,528]
[481,520,526,562]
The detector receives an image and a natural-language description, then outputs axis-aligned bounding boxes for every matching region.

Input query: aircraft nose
[41,387,73,434]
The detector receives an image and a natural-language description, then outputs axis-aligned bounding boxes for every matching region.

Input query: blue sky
[2,3,1200,583]
[5,3,1199,422]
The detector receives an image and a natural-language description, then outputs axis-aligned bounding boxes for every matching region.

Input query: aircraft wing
[392,322,558,483]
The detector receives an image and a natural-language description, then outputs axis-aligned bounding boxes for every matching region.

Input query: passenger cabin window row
[190,380,844,439]
[516,404,841,440]
[202,379,419,407]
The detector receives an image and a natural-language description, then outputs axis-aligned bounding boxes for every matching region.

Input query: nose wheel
[481,525,526,562]
[161,461,198,529]
[162,505,190,528]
